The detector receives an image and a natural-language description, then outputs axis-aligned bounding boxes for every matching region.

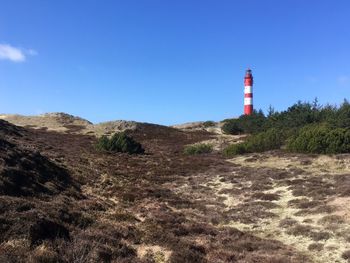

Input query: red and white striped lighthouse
[244,68,254,115]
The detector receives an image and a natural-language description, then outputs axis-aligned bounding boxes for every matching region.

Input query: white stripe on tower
[244,86,252,94]
[244,97,253,105]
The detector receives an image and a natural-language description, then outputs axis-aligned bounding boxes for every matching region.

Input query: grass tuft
[184,144,213,155]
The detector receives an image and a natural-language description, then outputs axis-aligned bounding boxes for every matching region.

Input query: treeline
[223,99,350,155]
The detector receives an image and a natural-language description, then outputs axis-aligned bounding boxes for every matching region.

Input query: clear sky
[0,0,349,125]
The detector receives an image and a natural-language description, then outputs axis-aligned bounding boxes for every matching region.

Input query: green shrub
[96,135,109,151]
[222,99,350,136]
[223,143,247,156]
[203,121,216,128]
[221,119,243,135]
[222,110,266,135]
[222,99,350,156]
[184,144,213,155]
[335,99,350,128]
[244,128,286,152]
[287,124,350,154]
[267,101,317,129]
[237,110,266,134]
[96,132,144,154]
[224,128,286,156]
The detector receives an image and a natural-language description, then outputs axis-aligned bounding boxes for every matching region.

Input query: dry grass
[137,245,171,263]
[221,152,350,263]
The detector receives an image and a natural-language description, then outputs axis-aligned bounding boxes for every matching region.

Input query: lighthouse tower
[244,68,254,115]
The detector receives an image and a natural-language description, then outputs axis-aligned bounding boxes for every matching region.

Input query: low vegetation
[2,111,350,262]
[96,132,144,154]
[287,124,350,154]
[184,143,213,155]
[203,120,216,128]
[223,99,350,155]
[221,118,243,135]
[222,110,266,135]
[224,128,285,156]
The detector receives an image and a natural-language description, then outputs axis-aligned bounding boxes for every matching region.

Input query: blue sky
[0,0,349,125]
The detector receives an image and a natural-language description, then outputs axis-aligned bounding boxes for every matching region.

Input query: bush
[223,143,246,156]
[222,110,266,135]
[184,144,213,155]
[223,128,286,156]
[221,99,350,156]
[335,99,350,128]
[245,128,286,152]
[221,119,243,135]
[203,121,216,128]
[287,124,350,154]
[238,110,266,134]
[96,132,144,154]
[96,135,109,151]
[267,101,317,129]
[222,99,350,135]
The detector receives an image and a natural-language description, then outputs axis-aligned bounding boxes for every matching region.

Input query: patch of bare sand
[171,121,223,134]
[187,134,246,152]
[329,197,350,223]
[203,175,245,209]
[223,184,350,263]
[0,113,162,136]
[204,152,350,263]
[228,154,350,175]
[0,238,28,249]
[0,113,92,132]
[136,245,171,263]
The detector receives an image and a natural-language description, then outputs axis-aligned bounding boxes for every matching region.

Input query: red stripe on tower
[244,68,254,115]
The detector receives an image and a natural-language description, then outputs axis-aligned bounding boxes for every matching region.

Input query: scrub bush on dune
[223,143,246,156]
[221,119,243,135]
[222,99,350,156]
[222,110,266,135]
[223,128,286,156]
[184,144,213,155]
[96,132,144,154]
[287,124,350,154]
[203,121,216,128]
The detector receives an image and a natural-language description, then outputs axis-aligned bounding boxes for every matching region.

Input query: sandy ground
[170,151,350,263]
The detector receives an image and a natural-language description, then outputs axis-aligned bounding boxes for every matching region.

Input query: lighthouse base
[244,105,253,115]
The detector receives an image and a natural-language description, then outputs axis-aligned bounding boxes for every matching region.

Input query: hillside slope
[0,118,316,263]
[0,113,176,137]
[0,113,92,132]
[1,116,349,262]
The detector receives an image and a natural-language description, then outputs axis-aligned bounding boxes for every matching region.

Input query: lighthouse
[244,68,254,115]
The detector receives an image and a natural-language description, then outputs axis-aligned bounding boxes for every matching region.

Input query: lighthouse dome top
[245,68,253,77]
